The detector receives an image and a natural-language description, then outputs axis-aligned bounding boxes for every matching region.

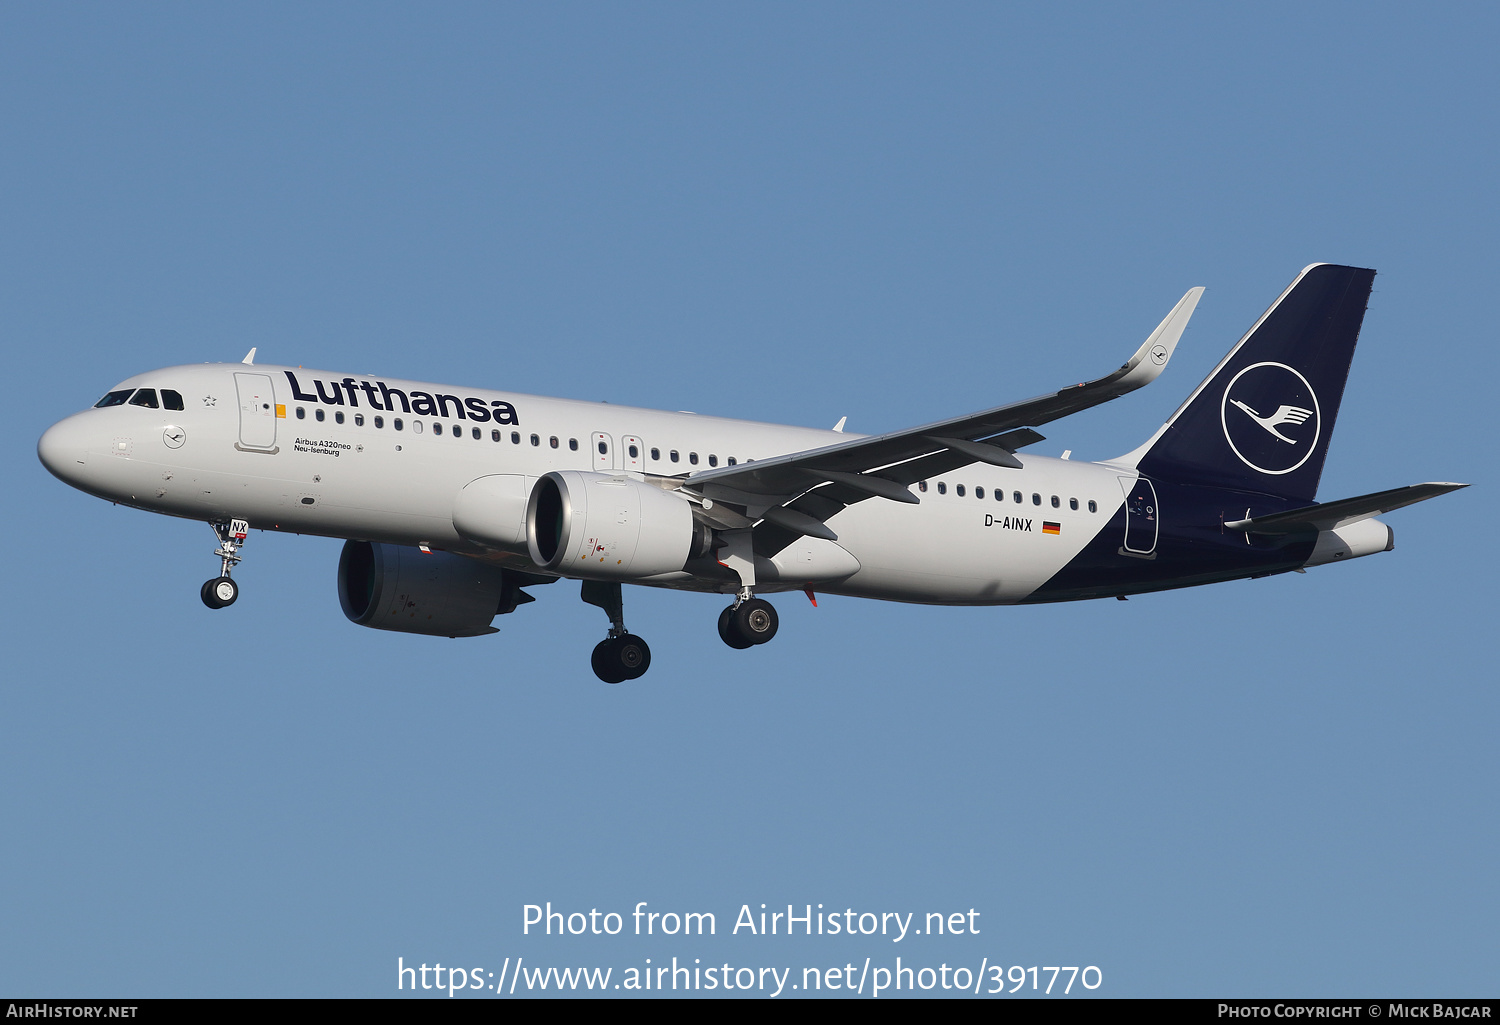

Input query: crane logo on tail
[1228,400,1314,444]
[1220,362,1321,475]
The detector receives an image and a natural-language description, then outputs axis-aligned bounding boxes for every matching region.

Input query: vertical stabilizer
[1133,264,1375,503]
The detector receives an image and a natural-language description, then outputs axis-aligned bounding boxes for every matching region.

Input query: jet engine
[337,540,526,637]
[526,470,711,579]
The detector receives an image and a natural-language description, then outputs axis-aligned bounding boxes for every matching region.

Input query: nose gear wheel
[201,520,248,610]
[200,576,238,608]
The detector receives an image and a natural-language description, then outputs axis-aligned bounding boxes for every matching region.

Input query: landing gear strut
[201,519,247,609]
[712,528,780,649]
[581,580,651,684]
[718,590,779,648]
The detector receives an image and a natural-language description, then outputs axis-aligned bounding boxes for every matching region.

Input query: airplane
[37,263,1466,683]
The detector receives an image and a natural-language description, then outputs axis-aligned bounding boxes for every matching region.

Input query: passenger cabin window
[727,456,737,465]
[472,427,481,440]
[412,420,423,434]
[956,484,965,497]
[394,418,404,431]
[569,439,579,451]
[937,482,947,494]
[708,454,717,467]
[336,411,345,424]
[95,390,134,407]
[1032,493,1041,505]
[689,452,699,465]
[375,416,384,428]
[918,481,928,492]
[128,389,159,409]
[296,407,306,419]
[161,390,184,411]
[1013,491,1022,503]
[1088,500,1097,513]
[531,434,540,446]
[1051,495,1059,508]
[432,421,442,435]
[354,414,364,427]
[670,450,679,463]
[1069,498,1078,510]
[651,448,660,461]
[315,409,325,422]
[491,429,501,441]
[512,432,520,444]
[975,486,985,499]
[550,436,559,448]
[630,444,640,459]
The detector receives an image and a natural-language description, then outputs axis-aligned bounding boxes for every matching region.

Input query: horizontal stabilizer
[1225,482,1468,534]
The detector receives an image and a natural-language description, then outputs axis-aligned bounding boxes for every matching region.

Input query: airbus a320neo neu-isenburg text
[40,264,1464,682]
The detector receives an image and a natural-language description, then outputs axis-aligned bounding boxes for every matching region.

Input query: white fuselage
[40,362,1132,604]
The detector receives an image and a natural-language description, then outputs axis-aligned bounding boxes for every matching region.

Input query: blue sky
[2,3,1494,997]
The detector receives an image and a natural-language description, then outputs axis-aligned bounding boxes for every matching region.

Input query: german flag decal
[1042,521,1061,535]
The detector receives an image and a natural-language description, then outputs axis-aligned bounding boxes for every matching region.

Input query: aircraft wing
[674,287,1203,551]
[1224,482,1469,534]
[686,286,1202,502]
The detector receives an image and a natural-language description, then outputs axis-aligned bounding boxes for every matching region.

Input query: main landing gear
[717,592,779,649]
[201,519,248,609]
[712,529,779,650]
[581,581,651,684]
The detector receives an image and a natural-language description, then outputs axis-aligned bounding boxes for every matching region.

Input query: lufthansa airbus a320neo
[39,264,1464,682]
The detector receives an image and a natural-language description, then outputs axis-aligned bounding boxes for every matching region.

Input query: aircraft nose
[38,414,94,485]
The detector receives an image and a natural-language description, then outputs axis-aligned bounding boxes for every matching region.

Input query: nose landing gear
[201,519,248,609]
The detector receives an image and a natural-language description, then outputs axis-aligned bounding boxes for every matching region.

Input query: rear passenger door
[1119,476,1158,555]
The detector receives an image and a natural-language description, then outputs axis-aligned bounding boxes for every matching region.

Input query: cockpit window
[161,389,184,411]
[95,389,134,408]
[128,388,159,408]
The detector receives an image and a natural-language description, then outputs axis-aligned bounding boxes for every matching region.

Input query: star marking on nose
[203,395,217,406]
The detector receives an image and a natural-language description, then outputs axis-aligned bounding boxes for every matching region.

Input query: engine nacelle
[526,470,707,579]
[338,540,514,637]
[452,473,533,550]
[1303,517,1394,568]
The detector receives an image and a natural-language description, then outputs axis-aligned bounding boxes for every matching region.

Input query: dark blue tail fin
[1134,263,1375,503]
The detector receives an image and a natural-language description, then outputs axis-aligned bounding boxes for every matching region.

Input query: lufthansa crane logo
[1220,361,1321,475]
[1228,400,1313,444]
